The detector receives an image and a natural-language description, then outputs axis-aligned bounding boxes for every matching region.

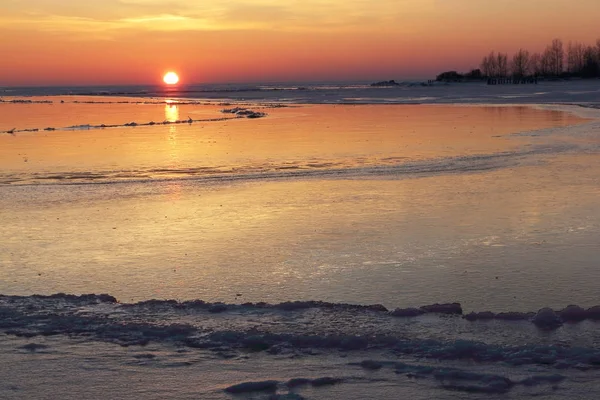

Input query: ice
[221,107,267,118]
[419,303,463,315]
[224,380,279,394]
[587,306,600,319]
[268,394,305,400]
[464,311,495,321]
[559,305,588,322]
[389,308,424,317]
[354,359,566,395]
[19,343,48,351]
[308,377,342,387]
[4,293,600,370]
[532,308,563,329]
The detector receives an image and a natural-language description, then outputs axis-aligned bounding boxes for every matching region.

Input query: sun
[163,72,179,85]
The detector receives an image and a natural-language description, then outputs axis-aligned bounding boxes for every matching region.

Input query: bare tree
[529,53,542,76]
[542,50,554,76]
[496,52,509,77]
[511,49,530,77]
[567,42,585,74]
[581,46,599,77]
[547,38,564,75]
[475,37,600,79]
[480,52,498,77]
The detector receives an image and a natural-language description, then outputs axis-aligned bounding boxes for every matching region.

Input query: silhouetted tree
[544,39,564,76]
[436,71,463,81]
[581,46,600,78]
[511,49,530,77]
[567,42,585,74]
[529,53,542,77]
[496,53,509,77]
[464,69,483,79]
[540,48,554,76]
[480,52,498,77]
[445,37,600,82]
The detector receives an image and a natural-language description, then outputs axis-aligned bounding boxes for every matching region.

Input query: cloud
[0,0,438,34]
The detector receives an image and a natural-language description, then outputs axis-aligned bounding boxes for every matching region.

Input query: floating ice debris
[309,377,342,387]
[420,303,463,315]
[559,305,588,322]
[272,300,388,312]
[464,311,495,321]
[494,311,534,320]
[222,107,245,114]
[20,343,48,352]
[390,307,425,317]
[286,378,311,388]
[244,111,267,118]
[532,308,563,329]
[224,380,279,394]
[355,360,565,394]
[3,115,247,135]
[208,303,228,313]
[358,360,384,370]
[587,305,600,319]
[0,99,52,104]
[3,294,600,371]
[269,394,305,400]
[132,353,156,360]
[221,107,267,118]
[66,124,92,130]
[28,293,117,304]
[519,374,566,387]
[285,377,342,388]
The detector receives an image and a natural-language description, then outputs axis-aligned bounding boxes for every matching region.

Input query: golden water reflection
[0,103,590,185]
[165,104,179,122]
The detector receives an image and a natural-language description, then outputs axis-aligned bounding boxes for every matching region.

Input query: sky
[1,0,599,86]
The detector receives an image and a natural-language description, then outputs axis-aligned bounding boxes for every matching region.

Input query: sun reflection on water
[165,104,179,122]
[164,104,180,163]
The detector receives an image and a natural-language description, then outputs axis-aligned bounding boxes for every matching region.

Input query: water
[1,99,599,310]
[2,87,600,398]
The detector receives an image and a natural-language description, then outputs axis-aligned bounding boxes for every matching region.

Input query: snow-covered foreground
[2,294,600,399]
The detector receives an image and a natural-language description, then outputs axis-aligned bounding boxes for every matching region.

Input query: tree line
[437,38,600,81]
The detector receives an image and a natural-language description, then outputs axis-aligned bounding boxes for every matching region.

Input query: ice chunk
[224,380,279,393]
[420,303,463,315]
[495,311,533,321]
[390,308,424,317]
[358,360,384,370]
[586,305,600,320]
[559,305,588,322]
[19,343,48,352]
[286,378,312,388]
[464,311,495,321]
[310,377,342,387]
[268,395,305,400]
[532,308,563,329]
[208,304,228,313]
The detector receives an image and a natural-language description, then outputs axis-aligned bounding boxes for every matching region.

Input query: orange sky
[1,0,599,86]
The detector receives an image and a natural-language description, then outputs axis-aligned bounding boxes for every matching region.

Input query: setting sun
[163,72,179,85]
